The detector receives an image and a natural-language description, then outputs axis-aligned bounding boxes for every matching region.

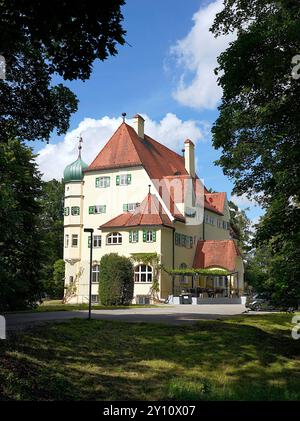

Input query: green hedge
[99,253,134,305]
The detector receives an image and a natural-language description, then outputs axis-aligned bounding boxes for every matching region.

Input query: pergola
[165,268,240,298]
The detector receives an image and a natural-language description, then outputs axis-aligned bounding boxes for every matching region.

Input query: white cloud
[230,194,258,210]
[170,0,235,110]
[36,113,205,181]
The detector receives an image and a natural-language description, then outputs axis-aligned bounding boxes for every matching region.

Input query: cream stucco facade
[63,117,244,304]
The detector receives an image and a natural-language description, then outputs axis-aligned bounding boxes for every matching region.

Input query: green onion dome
[63,156,88,182]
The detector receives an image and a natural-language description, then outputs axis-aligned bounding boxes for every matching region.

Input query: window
[209,216,214,225]
[89,205,106,214]
[72,234,78,247]
[95,176,110,188]
[179,263,188,284]
[65,234,69,248]
[129,230,139,243]
[71,206,80,216]
[143,230,156,243]
[175,232,193,248]
[123,202,140,212]
[106,232,122,245]
[217,219,222,228]
[134,265,153,283]
[88,235,102,248]
[64,207,70,216]
[222,220,227,229]
[92,265,100,283]
[91,295,99,303]
[136,295,150,305]
[116,174,131,186]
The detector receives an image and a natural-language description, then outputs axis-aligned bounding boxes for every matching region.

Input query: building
[63,115,244,304]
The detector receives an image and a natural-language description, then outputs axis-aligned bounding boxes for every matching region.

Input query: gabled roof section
[100,193,173,229]
[193,240,242,272]
[205,192,226,214]
[86,122,188,179]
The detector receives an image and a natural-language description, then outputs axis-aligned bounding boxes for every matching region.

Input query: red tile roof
[193,240,241,272]
[86,121,226,217]
[100,193,173,229]
[87,122,188,179]
[205,192,226,214]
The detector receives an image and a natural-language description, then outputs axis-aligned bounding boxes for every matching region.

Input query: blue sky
[35,0,262,223]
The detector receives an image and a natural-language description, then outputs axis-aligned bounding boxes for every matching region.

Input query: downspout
[172,226,175,296]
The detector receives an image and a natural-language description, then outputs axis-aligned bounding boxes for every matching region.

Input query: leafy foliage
[99,254,134,306]
[0,0,126,142]
[0,139,43,310]
[211,0,300,306]
[131,252,161,301]
[46,259,65,300]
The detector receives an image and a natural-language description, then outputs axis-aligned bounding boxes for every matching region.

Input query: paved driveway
[5,304,247,330]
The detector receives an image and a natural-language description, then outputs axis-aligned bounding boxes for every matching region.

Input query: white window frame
[146,231,154,242]
[92,265,100,283]
[120,174,128,186]
[134,265,153,283]
[71,206,80,216]
[106,232,122,245]
[124,202,140,212]
[132,230,138,243]
[96,176,110,188]
[71,234,78,247]
[93,235,102,248]
[91,294,99,303]
[94,205,106,214]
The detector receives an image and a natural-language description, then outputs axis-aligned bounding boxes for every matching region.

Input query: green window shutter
[103,205,106,213]
[152,230,156,241]
[129,231,132,243]
[107,177,110,187]
[136,230,139,242]
[64,207,69,216]
[127,174,132,184]
[123,204,128,211]
[143,230,147,242]
[116,175,120,186]
[95,177,99,188]
[89,206,95,214]
[88,237,91,248]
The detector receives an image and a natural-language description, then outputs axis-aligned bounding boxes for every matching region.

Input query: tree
[99,254,134,306]
[46,259,65,300]
[228,200,251,255]
[38,179,64,296]
[210,0,300,306]
[0,0,126,143]
[0,140,44,310]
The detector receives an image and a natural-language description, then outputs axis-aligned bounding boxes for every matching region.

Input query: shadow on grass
[0,317,299,401]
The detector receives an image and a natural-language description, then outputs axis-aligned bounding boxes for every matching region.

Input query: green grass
[0,313,299,400]
[4,300,158,314]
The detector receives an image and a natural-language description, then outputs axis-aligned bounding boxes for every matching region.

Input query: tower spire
[78,135,83,158]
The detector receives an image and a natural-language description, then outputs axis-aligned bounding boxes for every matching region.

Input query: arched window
[134,265,152,283]
[106,232,122,245]
[179,263,188,284]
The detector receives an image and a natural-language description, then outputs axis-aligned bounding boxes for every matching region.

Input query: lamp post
[84,228,94,320]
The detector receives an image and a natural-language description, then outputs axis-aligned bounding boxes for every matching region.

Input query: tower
[63,137,87,293]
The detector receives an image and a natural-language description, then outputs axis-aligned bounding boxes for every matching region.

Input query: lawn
[4,300,158,314]
[0,314,299,400]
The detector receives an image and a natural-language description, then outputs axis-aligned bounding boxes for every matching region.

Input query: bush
[99,253,134,306]
[44,259,65,299]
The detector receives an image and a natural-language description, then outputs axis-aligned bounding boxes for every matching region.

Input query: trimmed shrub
[99,253,134,305]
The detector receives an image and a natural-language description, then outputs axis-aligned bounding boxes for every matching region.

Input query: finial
[122,112,127,122]
[78,135,83,158]
[182,148,185,156]
[148,184,151,194]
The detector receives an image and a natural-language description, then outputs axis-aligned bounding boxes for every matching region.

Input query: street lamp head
[84,228,94,233]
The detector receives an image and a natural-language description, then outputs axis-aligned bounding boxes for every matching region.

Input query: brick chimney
[133,114,145,139]
[184,139,195,177]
